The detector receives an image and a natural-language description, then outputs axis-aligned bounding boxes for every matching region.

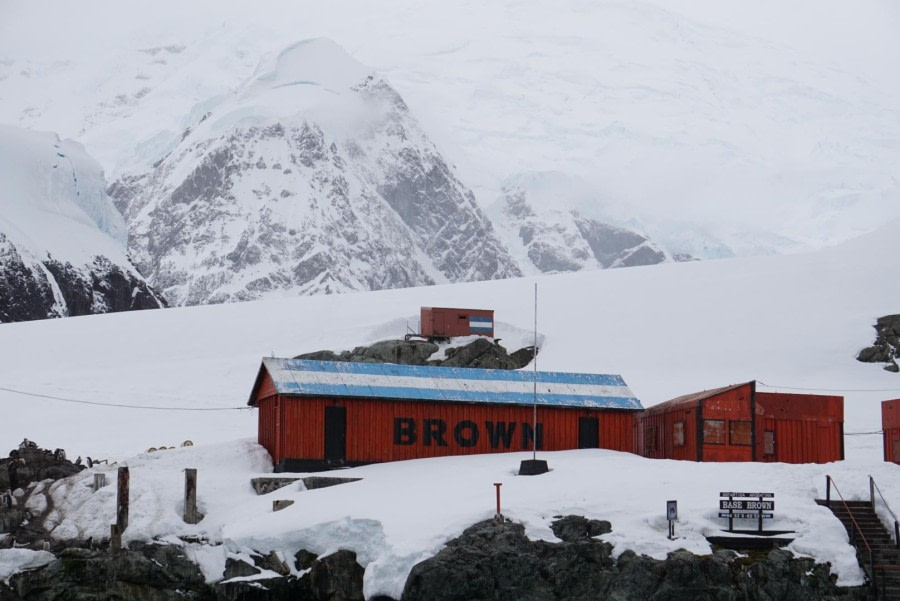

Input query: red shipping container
[635,382,844,464]
[420,307,494,338]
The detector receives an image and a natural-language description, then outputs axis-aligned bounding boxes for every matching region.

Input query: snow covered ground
[1,217,899,594]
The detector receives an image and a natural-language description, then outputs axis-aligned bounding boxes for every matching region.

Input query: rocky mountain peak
[110,38,521,306]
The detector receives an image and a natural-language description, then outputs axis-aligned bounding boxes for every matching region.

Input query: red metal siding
[634,406,698,461]
[697,384,754,462]
[754,392,843,464]
[256,395,281,463]
[263,395,635,465]
[883,399,900,463]
[420,307,494,338]
[636,383,754,462]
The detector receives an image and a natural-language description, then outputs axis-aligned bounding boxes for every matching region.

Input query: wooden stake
[116,467,129,533]
[183,469,199,524]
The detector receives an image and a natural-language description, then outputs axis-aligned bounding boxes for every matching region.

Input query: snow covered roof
[249,358,643,411]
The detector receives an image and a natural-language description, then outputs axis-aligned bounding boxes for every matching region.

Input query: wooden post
[110,524,121,551]
[116,467,129,533]
[93,473,106,492]
[183,469,199,524]
[494,482,502,516]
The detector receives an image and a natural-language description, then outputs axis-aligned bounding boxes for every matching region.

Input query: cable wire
[757,381,900,393]
[0,385,250,411]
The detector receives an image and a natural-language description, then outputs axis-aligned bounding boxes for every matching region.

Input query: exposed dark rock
[223,557,260,580]
[296,338,535,370]
[309,550,365,601]
[402,517,866,601]
[8,543,212,601]
[1,442,85,493]
[549,515,612,542]
[856,314,900,371]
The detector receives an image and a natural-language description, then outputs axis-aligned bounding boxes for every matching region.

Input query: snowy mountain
[108,39,520,306]
[2,1,898,257]
[489,174,680,274]
[0,125,164,323]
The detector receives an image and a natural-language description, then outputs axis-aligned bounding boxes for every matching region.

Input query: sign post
[666,500,677,539]
[718,491,774,533]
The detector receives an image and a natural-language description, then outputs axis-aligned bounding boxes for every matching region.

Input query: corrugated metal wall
[634,383,755,462]
[755,392,843,464]
[268,396,635,464]
[634,406,699,461]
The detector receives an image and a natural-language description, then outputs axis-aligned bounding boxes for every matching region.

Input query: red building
[883,399,900,463]
[418,307,494,339]
[635,382,843,464]
[248,358,643,472]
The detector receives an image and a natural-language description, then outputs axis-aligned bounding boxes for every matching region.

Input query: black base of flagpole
[518,459,549,476]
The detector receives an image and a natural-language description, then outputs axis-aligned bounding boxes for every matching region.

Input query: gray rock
[297,338,536,370]
[549,515,612,542]
[857,314,900,370]
[401,517,866,601]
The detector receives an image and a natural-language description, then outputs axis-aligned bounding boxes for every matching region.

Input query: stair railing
[826,475,878,597]
[869,475,900,549]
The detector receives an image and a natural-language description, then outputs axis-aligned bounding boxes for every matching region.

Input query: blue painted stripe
[469,316,492,323]
[276,381,641,409]
[279,359,626,387]
[470,326,493,332]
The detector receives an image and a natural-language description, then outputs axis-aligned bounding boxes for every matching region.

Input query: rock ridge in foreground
[2,515,867,601]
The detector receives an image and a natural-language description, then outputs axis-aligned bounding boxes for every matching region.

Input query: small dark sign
[667,500,677,521]
[718,512,774,519]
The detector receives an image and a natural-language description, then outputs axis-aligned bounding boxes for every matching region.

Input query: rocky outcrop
[856,315,900,373]
[1,513,866,601]
[402,517,865,601]
[295,338,536,370]
[857,315,900,372]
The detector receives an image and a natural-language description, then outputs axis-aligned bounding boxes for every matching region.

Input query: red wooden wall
[883,399,900,463]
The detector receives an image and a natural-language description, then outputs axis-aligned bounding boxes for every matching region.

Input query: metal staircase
[818,476,900,600]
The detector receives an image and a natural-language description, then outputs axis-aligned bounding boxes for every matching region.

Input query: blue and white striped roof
[252,358,642,411]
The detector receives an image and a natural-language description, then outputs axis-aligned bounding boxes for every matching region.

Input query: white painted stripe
[270,366,633,399]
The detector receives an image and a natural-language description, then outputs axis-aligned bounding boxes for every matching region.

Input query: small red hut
[634,381,843,464]
[883,399,900,463]
[249,358,643,472]
[419,307,494,338]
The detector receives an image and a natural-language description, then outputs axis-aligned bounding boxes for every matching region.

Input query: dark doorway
[578,417,599,449]
[324,406,347,464]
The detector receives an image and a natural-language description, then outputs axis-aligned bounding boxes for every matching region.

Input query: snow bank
[0,549,55,584]
[43,439,889,598]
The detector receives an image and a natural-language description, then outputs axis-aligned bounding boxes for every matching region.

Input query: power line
[757,381,900,394]
[0,385,250,412]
